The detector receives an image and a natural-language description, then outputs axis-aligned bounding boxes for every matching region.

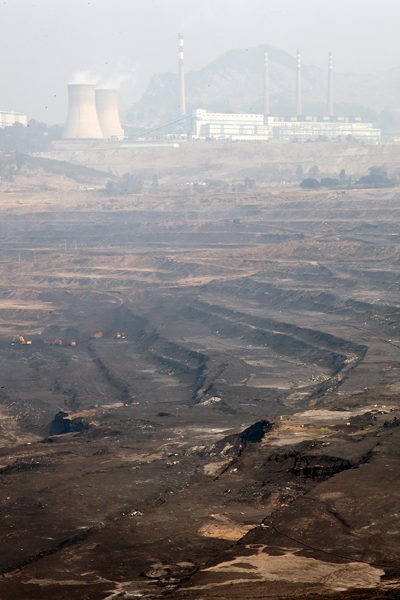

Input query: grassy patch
[309,397,322,407]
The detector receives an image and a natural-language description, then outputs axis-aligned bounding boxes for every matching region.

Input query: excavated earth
[0,181,399,599]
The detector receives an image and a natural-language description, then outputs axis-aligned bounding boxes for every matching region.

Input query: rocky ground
[0,179,398,599]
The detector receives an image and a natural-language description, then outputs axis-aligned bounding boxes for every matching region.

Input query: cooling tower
[328,51,333,116]
[264,50,270,116]
[62,84,104,139]
[296,50,302,116]
[95,89,124,138]
[179,33,186,116]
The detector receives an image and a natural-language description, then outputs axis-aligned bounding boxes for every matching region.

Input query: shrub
[320,177,339,187]
[300,178,320,189]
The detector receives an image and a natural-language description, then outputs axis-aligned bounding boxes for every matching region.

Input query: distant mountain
[126,45,400,128]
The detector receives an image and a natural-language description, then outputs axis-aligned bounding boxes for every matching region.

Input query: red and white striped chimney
[328,51,333,116]
[296,50,302,116]
[179,33,186,117]
[264,50,270,116]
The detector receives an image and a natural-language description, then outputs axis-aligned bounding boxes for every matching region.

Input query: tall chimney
[178,33,186,117]
[327,51,333,116]
[296,50,302,116]
[62,84,104,139]
[95,89,124,138]
[264,50,270,116]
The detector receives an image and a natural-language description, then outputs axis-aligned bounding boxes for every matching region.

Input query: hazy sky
[0,0,399,124]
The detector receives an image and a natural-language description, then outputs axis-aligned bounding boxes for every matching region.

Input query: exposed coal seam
[291,454,354,479]
[212,420,274,479]
[325,506,352,528]
[307,350,368,400]
[194,362,228,404]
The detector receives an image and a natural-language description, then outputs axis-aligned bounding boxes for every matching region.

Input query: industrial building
[192,109,271,140]
[192,110,380,142]
[0,110,27,128]
[190,49,380,142]
[269,116,381,142]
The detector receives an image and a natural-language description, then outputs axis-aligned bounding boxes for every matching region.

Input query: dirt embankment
[38,140,400,185]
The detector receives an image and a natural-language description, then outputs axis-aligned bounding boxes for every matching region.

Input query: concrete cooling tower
[62,84,104,139]
[95,89,124,138]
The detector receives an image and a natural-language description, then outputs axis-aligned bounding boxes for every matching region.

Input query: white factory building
[0,110,27,128]
[270,116,381,142]
[192,109,381,142]
[192,109,271,140]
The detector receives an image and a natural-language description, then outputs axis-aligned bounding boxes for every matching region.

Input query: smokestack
[179,33,186,117]
[328,51,333,116]
[62,84,104,139]
[95,89,124,138]
[296,50,302,116]
[264,50,270,116]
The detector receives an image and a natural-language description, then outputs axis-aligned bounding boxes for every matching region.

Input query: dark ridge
[48,411,89,436]
[215,420,273,454]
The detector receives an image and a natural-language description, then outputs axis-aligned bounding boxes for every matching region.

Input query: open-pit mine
[0,159,399,600]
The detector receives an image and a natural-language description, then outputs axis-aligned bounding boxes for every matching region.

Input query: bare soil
[0,174,398,599]
[39,139,400,185]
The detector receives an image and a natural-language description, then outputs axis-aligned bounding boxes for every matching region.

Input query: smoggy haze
[0,0,399,124]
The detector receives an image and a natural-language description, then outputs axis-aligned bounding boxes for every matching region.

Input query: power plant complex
[61,35,380,143]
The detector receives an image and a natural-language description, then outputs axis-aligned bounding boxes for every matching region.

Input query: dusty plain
[0,145,399,599]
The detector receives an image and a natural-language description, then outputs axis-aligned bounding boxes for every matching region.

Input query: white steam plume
[100,61,137,90]
[69,61,137,90]
[69,69,102,85]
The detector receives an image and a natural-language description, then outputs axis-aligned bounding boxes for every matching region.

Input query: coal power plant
[61,41,380,142]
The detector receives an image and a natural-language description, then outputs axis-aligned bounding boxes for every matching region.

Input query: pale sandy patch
[199,514,254,541]
[204,460,229,476]
[193,547,385,591]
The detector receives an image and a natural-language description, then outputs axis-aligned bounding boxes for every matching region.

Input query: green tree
[244,177,255,189]
[300,178,320,189]
[296,165,303,180]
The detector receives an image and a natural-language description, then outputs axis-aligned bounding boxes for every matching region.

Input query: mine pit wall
[179,304,350,372]
[110,307,209,401]
[208,277,400,334]
[193,300,367,357]
[101,293,370,409]
[88,345,132,404]
[100,299,367,410]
